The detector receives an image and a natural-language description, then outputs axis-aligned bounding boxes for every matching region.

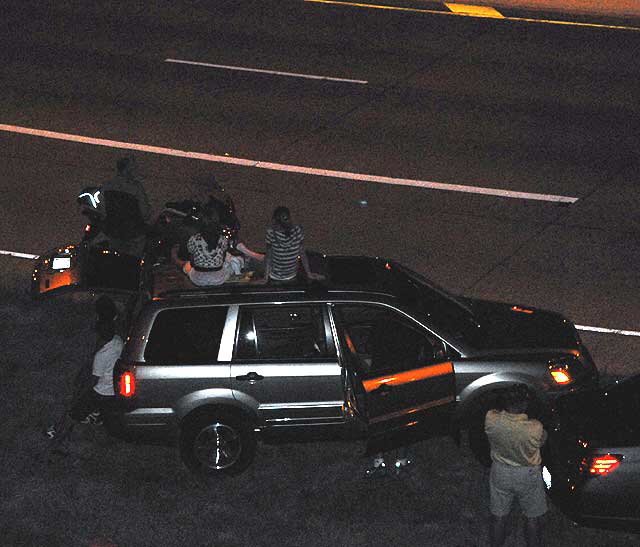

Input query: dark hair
[95,295,118,322]
[116,156,133,175]
[201,221,223,252]
[502,384,532,412]
[96,317,116,344]
[273,206,292,237]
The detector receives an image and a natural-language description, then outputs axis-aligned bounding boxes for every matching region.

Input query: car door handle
[235,371,264,383]
[372,383,393,396]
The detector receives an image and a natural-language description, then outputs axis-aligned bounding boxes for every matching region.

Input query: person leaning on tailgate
[484,384,548,547]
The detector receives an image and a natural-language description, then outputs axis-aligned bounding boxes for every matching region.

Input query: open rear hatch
[32,243,141,297]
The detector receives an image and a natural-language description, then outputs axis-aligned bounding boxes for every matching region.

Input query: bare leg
[524,516,543,547]
[489,515,508,547]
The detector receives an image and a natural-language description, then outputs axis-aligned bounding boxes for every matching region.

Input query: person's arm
[256,244,272,284]
[91,344,106,389]
[537,423,548,447]
[236,242,265,262]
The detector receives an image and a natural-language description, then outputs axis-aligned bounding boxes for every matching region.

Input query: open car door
[333,303,455,443]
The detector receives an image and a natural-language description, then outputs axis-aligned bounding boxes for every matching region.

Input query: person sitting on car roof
[261,206,323,284]
[93,156,151,258]
[175,218,242,287]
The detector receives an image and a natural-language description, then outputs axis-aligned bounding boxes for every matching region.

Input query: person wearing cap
[484,385,548,547]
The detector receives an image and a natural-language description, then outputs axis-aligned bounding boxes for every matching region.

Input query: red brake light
[119,371,136,397]
[588,454,622,475]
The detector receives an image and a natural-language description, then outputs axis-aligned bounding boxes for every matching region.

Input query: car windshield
[391,263,481,345]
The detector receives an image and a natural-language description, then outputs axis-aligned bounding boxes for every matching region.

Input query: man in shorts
[484,384,548,547]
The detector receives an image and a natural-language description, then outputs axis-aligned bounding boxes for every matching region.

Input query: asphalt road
[1,0,639,375]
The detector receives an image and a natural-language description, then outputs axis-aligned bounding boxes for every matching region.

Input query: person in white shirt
[47,311,124,444]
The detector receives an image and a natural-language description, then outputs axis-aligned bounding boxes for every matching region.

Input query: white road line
[0,250,39,259]
[0,123,579,203]
[576,325,640,337]
[164,58,369,85]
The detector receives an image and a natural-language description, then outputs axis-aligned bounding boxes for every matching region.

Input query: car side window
[144,306,228,365]
[333,304,446,377]
[235,305,328,360]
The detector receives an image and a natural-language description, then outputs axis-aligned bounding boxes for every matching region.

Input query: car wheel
[467,395,499,468]
[180,410,256,476]
[468,420,492,468]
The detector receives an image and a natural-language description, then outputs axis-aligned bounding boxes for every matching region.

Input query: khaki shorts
[489,462,548,518]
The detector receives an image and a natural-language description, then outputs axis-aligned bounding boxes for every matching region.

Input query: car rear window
[144,306,228,365]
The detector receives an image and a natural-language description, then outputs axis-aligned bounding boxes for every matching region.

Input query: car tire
[180,409,256,476]
[467,394,500,468]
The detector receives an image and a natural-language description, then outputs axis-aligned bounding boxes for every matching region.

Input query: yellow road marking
[305,0,640,32]
[445,3,504,18]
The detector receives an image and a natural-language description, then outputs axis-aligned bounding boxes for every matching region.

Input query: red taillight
[588,454,622,475]
[119,371,136,397]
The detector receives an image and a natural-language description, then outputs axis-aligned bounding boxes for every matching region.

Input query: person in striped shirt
[263,206,323,284]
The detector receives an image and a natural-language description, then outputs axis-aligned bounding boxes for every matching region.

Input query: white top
[92,335,125,396]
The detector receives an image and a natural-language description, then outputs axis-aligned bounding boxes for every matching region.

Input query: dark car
[108,255,598,475]
[543,374,640,532]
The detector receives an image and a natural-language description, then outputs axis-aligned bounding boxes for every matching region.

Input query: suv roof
[149,255,411,301]
[144,254,479,351]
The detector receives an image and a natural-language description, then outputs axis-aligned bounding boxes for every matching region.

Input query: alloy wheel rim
[194,422,242,470]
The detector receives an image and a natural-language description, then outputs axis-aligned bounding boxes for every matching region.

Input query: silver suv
[113,256,598,475]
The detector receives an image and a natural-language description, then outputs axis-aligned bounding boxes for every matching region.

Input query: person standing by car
[262,206,322,284]
[46,305,124,447]
[94,156,151,257]
[484,385,548,547]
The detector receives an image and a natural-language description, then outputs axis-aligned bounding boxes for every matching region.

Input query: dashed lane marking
[165,58,369,85]
[0,123,579,204]
[0,250,39,259]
